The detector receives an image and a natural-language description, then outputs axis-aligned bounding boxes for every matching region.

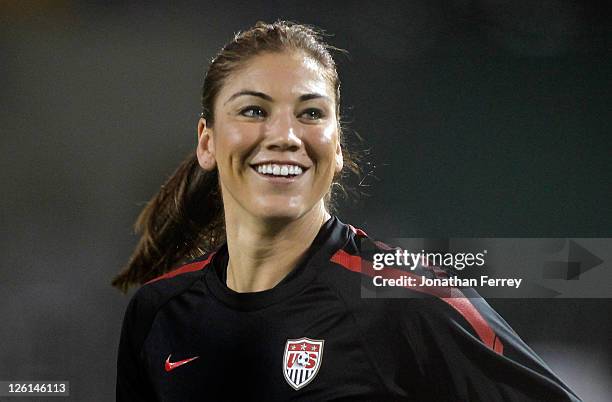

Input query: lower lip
[251,167,306,184]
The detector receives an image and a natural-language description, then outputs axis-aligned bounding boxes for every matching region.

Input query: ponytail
[111,152,224,293]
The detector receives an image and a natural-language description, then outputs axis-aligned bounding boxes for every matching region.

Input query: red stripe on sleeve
[347,224,368,238]
[330,248,503,354]
[145,252,215,285]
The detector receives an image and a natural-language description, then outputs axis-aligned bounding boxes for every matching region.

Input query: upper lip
[250,160,309,170]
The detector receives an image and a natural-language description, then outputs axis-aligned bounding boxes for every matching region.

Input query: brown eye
[300,108,324,120]
[240,106,267,119]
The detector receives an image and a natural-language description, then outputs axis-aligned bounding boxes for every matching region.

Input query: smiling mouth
[251,163,307,178]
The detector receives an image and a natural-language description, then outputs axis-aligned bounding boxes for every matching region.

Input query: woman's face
[197,51,343,222]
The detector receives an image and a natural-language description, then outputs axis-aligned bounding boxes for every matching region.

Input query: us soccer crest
[283,337,324,390]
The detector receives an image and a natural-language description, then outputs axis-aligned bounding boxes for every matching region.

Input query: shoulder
[324,224,502,352]
[134,251,215,306]
[120,252,216,346]
[140,251,214,298]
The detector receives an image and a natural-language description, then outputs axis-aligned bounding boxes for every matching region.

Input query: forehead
[218,52,334,102]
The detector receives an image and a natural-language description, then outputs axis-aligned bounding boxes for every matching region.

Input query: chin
[249,198,313,222]
[255,206,303,222]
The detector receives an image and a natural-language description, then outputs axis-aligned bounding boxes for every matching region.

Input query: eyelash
[301,108,324,120]
[240,106,266,119]
[239,106,325,121]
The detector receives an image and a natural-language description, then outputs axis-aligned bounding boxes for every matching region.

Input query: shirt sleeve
[402,292,582,402]
[116,293,157,402]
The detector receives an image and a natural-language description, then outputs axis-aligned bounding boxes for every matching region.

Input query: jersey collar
[203,215,351,311]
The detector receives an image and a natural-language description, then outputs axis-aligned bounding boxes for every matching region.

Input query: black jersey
[116,216,580,401]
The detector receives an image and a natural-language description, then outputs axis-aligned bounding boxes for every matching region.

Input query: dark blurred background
[1,1,610,400]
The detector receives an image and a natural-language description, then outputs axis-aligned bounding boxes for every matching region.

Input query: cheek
[216,125,260,166]
[321,123,338,143]
[311,125,339,165]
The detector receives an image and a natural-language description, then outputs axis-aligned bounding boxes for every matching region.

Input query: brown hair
[111,20,360,292]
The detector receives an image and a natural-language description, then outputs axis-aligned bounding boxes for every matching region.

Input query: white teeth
[255,163,304,177]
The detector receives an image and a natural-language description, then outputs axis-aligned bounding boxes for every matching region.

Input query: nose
[263,109,302,152]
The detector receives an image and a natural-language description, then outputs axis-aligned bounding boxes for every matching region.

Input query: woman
[113,21,580,401]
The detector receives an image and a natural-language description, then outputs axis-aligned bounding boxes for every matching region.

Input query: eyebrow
[224,90,330,105]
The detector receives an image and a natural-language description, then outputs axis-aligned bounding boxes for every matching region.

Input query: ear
[197,117,217,171]
[334,139,343,174]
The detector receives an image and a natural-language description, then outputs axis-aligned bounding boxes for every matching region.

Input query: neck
[223,203,330,293]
